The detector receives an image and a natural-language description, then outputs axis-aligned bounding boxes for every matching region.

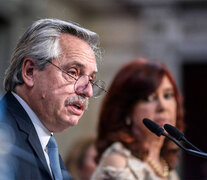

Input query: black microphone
[143,118,165,137]
[143,118,207,159]
[164,124,202,152]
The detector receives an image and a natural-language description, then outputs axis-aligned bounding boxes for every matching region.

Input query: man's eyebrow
[63,60,98,74]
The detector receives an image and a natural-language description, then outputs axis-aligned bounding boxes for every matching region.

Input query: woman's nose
[156,97,166,112]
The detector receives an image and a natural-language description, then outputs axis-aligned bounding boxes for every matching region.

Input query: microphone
[142,118,165,137]
[143,118,207,159]
[164,124,201,152]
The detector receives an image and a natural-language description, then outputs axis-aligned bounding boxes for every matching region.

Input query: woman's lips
[155,118,169,127]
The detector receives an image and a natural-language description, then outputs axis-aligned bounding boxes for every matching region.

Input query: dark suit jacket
[0,92,71,180]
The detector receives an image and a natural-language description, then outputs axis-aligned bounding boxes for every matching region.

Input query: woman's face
[132,75,177,136]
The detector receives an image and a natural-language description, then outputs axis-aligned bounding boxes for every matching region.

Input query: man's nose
[75,82,93,98]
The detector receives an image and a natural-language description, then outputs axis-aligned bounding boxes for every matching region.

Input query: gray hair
[3,18,101,92]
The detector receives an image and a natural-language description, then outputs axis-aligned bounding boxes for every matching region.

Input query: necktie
[47,135,63,180]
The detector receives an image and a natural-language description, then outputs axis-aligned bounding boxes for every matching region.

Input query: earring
[125,117,132,126]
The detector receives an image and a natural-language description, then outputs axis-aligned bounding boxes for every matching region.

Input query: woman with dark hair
[91,58,184,180]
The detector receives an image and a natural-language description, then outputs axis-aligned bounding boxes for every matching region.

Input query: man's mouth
[65,101,85,116]
[70,101,84,110]
[65,96,89,112]
[73,104,81,109]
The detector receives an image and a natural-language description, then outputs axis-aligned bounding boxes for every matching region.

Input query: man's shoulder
[1,91,18,100]
[0,91,16,108]
[0,91,30,131]
[0,92,18,118]
[0,91,28,117]
[0,92,12,118]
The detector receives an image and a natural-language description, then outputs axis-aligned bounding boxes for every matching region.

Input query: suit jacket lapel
[4,92,51,177]
[27,128,51,176]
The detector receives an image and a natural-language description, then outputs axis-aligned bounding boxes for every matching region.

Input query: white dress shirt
[12,92,53,175]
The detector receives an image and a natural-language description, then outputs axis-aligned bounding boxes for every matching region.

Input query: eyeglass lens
[74,75,106,98]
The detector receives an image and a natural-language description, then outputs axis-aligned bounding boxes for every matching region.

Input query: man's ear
[21,58,37,87]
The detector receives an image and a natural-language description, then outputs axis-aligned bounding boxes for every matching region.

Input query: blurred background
[1,0,207,179]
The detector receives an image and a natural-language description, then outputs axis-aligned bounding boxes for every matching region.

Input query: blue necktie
[47,135,63,180]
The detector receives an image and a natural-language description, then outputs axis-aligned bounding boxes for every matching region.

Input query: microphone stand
[143,118,207,159]
[162,132,207,159]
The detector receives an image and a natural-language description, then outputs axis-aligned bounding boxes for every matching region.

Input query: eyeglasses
[46,60,107,98]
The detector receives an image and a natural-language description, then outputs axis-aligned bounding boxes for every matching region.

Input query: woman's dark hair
[95,58,184,170]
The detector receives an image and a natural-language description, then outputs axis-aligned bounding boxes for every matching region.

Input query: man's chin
[56,120,79,132]
[69,121,79,126]
[60,114,82,128]
[67,118,80,127]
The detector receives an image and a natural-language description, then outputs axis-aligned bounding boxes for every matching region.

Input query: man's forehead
[59,33,90,49]
[58,34,97,72]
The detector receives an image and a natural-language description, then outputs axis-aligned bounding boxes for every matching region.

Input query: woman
[91,58,184,180]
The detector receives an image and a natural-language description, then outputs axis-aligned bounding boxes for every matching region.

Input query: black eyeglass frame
[46,60,107,98]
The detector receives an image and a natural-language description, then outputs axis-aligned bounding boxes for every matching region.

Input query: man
[0,18,106,180]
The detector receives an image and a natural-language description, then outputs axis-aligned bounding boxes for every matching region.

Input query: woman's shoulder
[91,142,132,180]
[102,149,127,169]
[91,142,145,180]
[99,142,130,168]
[105,142,131,156]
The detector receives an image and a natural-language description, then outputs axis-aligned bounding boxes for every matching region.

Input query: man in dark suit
[0,18,106,180]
